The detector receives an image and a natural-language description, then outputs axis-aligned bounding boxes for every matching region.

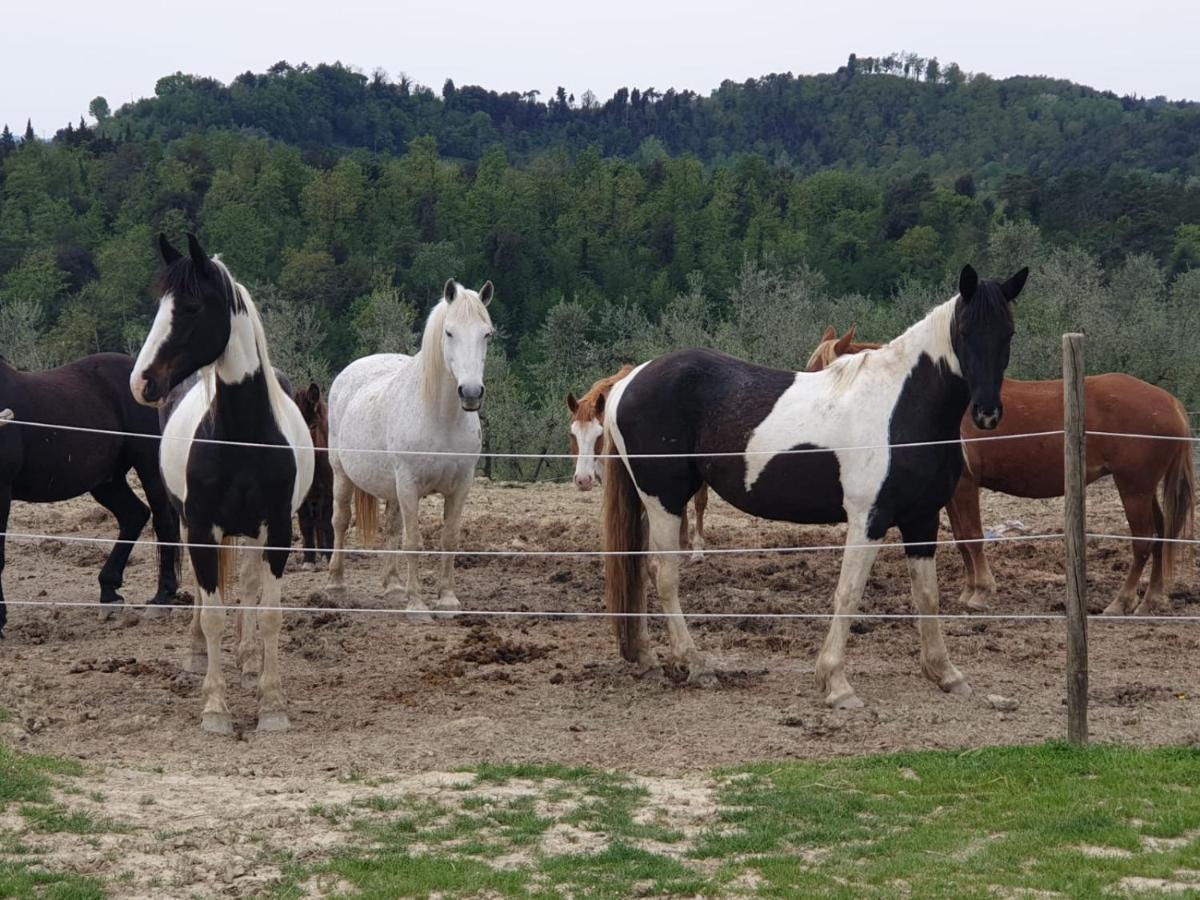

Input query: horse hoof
[689,550,705,564]
[322,584,346,603]
[1131,596,1160,616]
[98,603,123,622]
[826,691,864,710]
[182,653,208,675]
[241,672,260,691]
[201,712,233,735]
[687,668,718,688]
[943,678,972,697]
[965,596,991,612]
[636,665,667,683]
[1101,601,1127,616]
[405,604,434,624]
[256,711,290,733]
[301,562,315,573]
[433,593,461,613]
[142,603,172,620]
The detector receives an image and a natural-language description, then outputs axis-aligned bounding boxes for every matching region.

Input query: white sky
[4,0,1198,135]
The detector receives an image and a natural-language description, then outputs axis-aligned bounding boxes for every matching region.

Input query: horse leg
[815,516,880,709]
[1106,479,1157,615]
[1134,496,1168,615]
[690,485,708,562]
[318,494,335,568]
[90,477,150,620]
[434,487,467,612]
[256,522,290,732]
[646,502,713,684]
[396,486,431,622]
[0,484,10,638]
[298,504,317,572]
[946,478,993,610]
[324,465,353,600]
[190,536,231,735]
[380,500,402,593]
[132,456,180,610]
[678,507,691,552]
[900,515,970,696]
[236,540,264,689]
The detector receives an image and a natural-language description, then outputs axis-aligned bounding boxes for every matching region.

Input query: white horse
[325,279,494,617]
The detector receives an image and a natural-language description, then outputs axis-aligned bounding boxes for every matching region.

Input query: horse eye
[445,330,453,338]
[486,331,495,341]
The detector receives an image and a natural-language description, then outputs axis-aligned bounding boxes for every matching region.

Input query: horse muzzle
[132,371,168,408]
[971,404,1002,431]
[574,474,596,492]
[458,384,485,412]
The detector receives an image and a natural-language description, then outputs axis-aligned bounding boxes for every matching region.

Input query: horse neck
[211,311,277,436]
[883,298,960,379]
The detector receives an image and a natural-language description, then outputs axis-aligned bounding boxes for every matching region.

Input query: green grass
[271,746,1200,899]
[0,744,82,811]
[697,743,1200,897]
[20,804,128,835]
[0,862,104,899]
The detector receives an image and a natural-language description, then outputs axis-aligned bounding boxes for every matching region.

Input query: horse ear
[307,382,321,404]
[444,278,458,302]
[186,233,209,271]
[595,392,606,417]
[833,325,856,356]
[158,233,182,264]
[479,280,494,306]
[1001,267,1029,302]
[958,264,978,301]
[567,392,578,413]
[821,325,836,342]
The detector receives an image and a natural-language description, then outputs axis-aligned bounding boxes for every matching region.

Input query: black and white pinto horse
[604,265,1027,709]
[131,234,314,735]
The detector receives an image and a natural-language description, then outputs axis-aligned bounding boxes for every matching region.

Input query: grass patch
[21,804,128,835]
[698,743,1200,896]
[0,744,82,811]
[0,862,104,899]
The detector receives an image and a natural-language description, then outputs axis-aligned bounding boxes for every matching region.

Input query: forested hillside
[2,56,1199,476]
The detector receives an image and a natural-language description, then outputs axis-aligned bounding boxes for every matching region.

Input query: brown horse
[808,326,1195,614]
[567,366,708,556]
[293,383,334,570]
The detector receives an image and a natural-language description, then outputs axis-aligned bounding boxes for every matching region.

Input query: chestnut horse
[567,366,708,557]
[808,326,1195,614]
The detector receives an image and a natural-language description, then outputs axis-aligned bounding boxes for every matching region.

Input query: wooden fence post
[1063,333,1089,745]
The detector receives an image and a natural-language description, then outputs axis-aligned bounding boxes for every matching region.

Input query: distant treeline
[1,56,1199,477]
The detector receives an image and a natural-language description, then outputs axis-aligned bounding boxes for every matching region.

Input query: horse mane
[419,287,493,404]
[573,364,635,423]
[207,257,292,423]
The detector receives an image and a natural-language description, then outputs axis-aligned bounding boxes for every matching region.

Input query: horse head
[952,265,1027,430]
[430,279,494,412]
[804,324,880,372]
[132,233,239,407]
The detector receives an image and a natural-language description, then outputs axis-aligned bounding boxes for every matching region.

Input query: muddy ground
[2,478,1198,779]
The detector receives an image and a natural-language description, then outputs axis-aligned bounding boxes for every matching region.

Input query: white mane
[419,288,493,404]
[209,256,293,422]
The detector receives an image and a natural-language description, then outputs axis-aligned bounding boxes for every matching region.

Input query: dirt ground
[2,477,1198,779]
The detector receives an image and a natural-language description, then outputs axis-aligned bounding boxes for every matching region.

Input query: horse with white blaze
[325,278,494,618]
[603,265,1027,709]
[131,233,314,735]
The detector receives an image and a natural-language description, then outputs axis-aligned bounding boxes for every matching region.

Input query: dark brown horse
[808,326,1195,614]
[293,383,333,569]
[0,353,180,636]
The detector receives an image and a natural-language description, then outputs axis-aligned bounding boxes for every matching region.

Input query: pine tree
[22,118,35,144]
[0,124,15,158]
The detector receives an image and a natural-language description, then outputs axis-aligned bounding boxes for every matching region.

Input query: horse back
[1,353,160,501]
[963,374,1189,495]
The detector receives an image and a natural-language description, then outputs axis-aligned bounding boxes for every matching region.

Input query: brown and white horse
[568,366,708,557]
[808,326,1195,614]
[293,383,334,570]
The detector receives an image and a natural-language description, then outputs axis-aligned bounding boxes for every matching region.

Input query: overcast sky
[5,0,1198,135]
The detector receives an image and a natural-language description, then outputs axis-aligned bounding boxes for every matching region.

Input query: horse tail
[354,486,379,547]
[603,431,645,662]
[218,536,239,600]
[1161,403,1195,585]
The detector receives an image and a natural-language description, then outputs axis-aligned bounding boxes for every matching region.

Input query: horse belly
[12,438,127,503]
[702,451,849,525]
